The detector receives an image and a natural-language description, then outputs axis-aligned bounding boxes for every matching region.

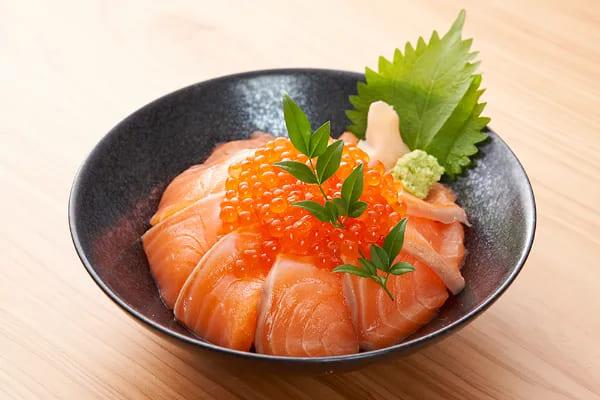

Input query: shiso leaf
[345,10,489,176]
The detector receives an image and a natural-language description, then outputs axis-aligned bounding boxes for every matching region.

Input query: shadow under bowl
[69,69,536,373]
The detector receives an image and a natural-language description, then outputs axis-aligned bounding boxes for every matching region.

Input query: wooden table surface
[2,0,599,398]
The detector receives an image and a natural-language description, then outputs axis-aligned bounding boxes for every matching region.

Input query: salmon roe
[219,137,405,270]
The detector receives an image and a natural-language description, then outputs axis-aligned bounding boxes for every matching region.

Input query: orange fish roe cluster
[220,137,405,270]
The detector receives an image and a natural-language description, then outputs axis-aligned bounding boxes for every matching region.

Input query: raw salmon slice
[255,255,359,356]
[403,218,465,294]
[150,132,272,226]
[411,217,465,271]
[343,253,448,350]
[150,151,246,226]
[142,192,223,308]
[173,229,266,351]
[203,131,272,167]
[427,183,457,203]
[400,183,470,226]
[401,184,466,293]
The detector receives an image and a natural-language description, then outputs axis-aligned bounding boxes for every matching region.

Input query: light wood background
[2,0,599,399]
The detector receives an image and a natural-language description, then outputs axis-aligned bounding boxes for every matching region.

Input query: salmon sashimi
[427,183,457,204]
[411,217,465,271]
[173,229,266,351]
[343,253,448,350]
[400,183,470,226]
[202,131,272,167]
[417,184,466,267]
[150,133,272,225]
[143,133,469,356]
[255,255,359,356]
[150,160,237,226]
[402,184,466,293]
[142,192,223,308]
[403,218,465,294]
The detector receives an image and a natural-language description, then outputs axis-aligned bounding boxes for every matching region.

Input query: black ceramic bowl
[69,69,535,373]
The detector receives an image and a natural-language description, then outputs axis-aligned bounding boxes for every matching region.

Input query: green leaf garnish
[349,201,368,218]
[333,218,414,300]
[274,161,318,184]
[345,10,489,177]
[383,218,407,263]
[341,164,364,205]
[283,94,311,155]
[390,262,415,275]
[316,140,344,183]
[332,264,371,278]
[325,200,340,221]
[423,75,490,177]
[331,198,348,215]
[370,245,390,272]
[292,200,331,223]
[309,121,330,158]
[358,258,377,275]
[277,95,368,227]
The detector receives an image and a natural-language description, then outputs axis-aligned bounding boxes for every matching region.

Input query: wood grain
[1,0,599,398]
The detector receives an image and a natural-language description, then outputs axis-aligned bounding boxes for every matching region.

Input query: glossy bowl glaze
[69,69,536,373]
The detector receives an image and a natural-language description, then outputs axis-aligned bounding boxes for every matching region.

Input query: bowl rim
[69,68,537,365]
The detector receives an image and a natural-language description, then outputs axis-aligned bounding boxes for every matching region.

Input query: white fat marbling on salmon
[174,230,265,351]
[142,191,223,308]
[255,255,358,356]
[150,132,272,225]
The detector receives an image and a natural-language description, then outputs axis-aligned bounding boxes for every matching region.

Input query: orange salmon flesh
[142,134,468,356]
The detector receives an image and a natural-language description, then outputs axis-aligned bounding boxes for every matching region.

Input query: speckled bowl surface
[69,69,536,373]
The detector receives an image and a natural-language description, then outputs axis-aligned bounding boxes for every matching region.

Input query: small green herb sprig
[275,94,414,300]
[333,218,414,301]
[275,95,367,227]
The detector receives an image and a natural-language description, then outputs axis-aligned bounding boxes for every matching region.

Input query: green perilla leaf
[345,10,489,177]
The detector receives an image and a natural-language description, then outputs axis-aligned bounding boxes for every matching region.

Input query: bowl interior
[70,69,535,363]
